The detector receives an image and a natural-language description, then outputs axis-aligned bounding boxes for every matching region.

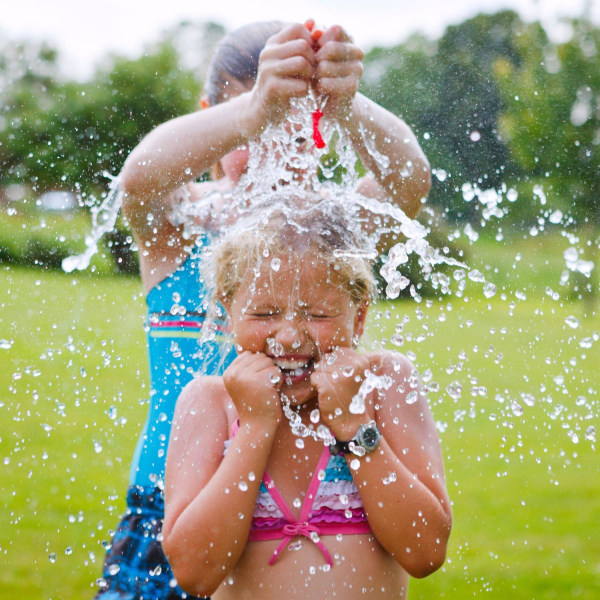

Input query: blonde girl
[163,198,451,599]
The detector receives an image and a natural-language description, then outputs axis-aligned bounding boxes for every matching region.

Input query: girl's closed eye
[249,307,280,319]
[306,310,337,321]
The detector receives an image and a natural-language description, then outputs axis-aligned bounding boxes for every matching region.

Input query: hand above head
[249,23,317,128]
[311,24,364,121]
[223,351,283,427]
[310,347,372,440]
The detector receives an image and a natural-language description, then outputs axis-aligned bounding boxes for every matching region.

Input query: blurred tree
[0,36,63,192]
[496,17,600,226]
[0,39,201,199]
[362,10,526,222]
[496,17,600,299]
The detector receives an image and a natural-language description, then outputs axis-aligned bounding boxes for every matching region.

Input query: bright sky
[2,0,597,78]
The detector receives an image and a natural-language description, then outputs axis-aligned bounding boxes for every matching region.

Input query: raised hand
[310,347,372,440]
[249,23,317,126]
[311,24,364,121]
[223,351,283,426]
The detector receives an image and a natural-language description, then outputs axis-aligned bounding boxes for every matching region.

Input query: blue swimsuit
[95,234,236,600]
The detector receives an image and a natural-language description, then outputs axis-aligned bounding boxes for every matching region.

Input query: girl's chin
[281,382,317,407]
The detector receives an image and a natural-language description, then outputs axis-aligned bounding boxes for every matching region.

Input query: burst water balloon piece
[312,109,326,149]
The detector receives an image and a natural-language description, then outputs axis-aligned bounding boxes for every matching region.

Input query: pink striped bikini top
[229,421,371,566]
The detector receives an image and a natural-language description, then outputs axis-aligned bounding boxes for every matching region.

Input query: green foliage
[0,40,201,197]
[496,18,600,226]
[362,11,525,221]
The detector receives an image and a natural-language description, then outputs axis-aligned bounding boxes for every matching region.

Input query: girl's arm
[162,378,279,597]
[119,22,318,237]
[314,25,431,221]
[163,352,283,597]
[314,349,451,578]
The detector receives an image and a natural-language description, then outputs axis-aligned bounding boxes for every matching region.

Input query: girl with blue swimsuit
[94,19,431,599]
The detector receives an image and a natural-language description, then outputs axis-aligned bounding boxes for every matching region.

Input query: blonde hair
[210,193,376,307]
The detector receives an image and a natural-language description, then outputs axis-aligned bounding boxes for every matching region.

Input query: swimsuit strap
[261,448,333,567]
[231,419,335,566]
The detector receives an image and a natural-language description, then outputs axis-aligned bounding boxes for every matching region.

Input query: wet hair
[204,21,285,106]
[210,191,376,307]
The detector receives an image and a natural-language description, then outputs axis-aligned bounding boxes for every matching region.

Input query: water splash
[62,173,123,273]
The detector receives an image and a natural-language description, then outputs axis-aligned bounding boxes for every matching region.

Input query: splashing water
[349,370,394,415]
[62,173,123,273]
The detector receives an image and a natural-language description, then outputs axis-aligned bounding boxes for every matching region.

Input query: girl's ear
[353,299,370,340]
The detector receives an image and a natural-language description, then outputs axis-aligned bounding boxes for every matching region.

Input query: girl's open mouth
[272,356,315,384]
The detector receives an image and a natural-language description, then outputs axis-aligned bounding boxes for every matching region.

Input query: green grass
[0,236,598,598]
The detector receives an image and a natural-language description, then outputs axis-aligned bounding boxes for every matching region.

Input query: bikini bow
[269,521,333,567]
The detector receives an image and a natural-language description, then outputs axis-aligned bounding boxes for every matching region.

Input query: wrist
[329,420,382,457]
[234,92,268,141]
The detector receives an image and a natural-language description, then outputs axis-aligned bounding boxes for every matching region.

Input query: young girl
[163,198,451,599]
[97,19,431,598]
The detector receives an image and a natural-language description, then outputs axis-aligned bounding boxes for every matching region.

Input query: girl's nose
[274,314,305,349]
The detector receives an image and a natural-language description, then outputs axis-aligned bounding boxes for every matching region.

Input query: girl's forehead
[238,256,345,303]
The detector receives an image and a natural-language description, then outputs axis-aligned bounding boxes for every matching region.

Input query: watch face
[359,424,380,449]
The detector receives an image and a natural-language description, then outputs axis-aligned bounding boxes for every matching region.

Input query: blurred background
[1,1,599,598]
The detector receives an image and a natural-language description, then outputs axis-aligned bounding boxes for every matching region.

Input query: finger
[315,77,360,99]
[315,41,364,64]
[260,39,317,69]
[271,22,314,45]
[315,24,352,47]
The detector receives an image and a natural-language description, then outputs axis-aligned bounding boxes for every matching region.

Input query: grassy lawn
[0,231,598,598]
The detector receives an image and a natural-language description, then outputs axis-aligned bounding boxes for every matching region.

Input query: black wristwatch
[329,421,382,457]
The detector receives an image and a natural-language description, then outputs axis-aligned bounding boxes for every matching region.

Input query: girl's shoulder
[176,376,228,420]
[175,375,238,434]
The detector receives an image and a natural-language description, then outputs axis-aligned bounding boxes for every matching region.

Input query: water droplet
[584,426,596,443]
[521,393,535,407]
[506,188,518,202]
[483,282,497,298]
[446,382,462,400]
[405,391,418,404]
[433,168,447,182]
[295,438,305,449]
[468,269,485,283]
[310,409,320,423]
[49,553,57,563]
[511,402,523,417]
[0,339,14,350]
[108,564,120,575]
[579,337,593,349]
[293,497,302,509]
[564,315,580,329]
[271,258,281,272]
[469,130,481,142]
[93,441,103,454]
[549,210,563,224]
[238,481,248,492]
